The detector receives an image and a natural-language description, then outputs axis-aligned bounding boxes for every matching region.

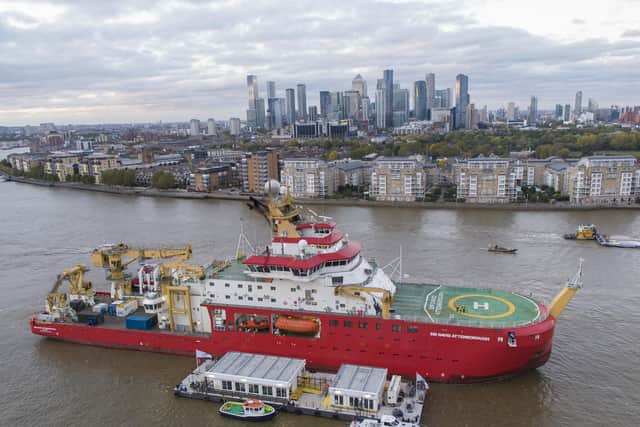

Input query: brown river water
[1,156,639,426]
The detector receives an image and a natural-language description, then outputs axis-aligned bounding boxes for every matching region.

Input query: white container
[116,299,138,317]
[386,375,402,406]
[92,303,108,313]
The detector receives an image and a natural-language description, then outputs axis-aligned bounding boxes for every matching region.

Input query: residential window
[221,380,232,390]
[248,384,260,394]
[276,387,287,398]
[261,385,273,396]
[234,382,245,392]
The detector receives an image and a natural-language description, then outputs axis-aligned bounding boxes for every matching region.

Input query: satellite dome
[264,179,281,195]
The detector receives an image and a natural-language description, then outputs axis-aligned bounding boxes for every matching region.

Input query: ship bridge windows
[332,276,344,285]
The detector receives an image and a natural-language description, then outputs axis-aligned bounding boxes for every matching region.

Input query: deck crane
[91,243,193,299]
[91,243,193,280]
[46,264,93,319]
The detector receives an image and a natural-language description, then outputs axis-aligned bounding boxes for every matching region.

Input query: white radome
[264,179,280,195]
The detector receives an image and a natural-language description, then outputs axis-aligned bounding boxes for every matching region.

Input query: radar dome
[264,179,281,195]
[298,239,308,249]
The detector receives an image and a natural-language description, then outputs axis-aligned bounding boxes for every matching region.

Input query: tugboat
[218,399,277,421]
[564,224,597,240]
[487,244,518,254]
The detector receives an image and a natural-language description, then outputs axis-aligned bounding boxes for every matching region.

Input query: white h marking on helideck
[473,301,489,310]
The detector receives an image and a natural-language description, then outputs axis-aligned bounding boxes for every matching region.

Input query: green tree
[151,171,176,189]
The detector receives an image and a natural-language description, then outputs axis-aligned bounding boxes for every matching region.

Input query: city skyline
[1,0,640,125]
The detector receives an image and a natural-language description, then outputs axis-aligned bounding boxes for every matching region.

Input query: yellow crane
[47,264,93,317]
[334,286,393,319]
[91,243,193,280]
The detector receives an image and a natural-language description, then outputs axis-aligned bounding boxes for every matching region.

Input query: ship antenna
[399,245,403,282]
[236,220,255,259]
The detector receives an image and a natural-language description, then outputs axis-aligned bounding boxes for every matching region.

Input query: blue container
[126,314,157,330]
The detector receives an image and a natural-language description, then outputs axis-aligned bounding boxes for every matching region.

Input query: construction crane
[91,243,193,280]
[47,264,93,318]
[334,286,393,319]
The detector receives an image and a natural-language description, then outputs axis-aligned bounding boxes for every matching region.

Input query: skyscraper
[507,102,516,120]
[229,118,241,136]
[308,106,318,122]
[393,88,409,126]
[207,118,216,136]
[425,73,435,118]
[352,74,367,99]
[574,91,583,116]
[247,75,258,108]
[435,89,451,109]
[555,104,563,119]
[375,88,386,129]
[362,97,371,122]
[563,104,571,122]
[413,81,427,120]
[189,119,200,136]
[528,96,538,124]
[319,91,330,118]
[285,88,296,125]
[255,98,265,128]
[383,69,393,128]
[344,90,361,119]
[297,84,307,121]
[266,81,276,99]
[455,74,469,129]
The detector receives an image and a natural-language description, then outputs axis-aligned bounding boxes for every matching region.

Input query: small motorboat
[487,244,517,254]
[350,415,419,427]
[219,399,277,421]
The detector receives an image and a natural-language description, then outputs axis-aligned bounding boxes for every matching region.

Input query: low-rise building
[567,155,640,205]
[7,153,46,173]
[454,156,516,203]
[370,156,425,202]
[333,160,371,191]
[281,158,334,198]
[189,165,233,192]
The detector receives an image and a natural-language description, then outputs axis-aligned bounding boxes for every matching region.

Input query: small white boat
[349,414,419,427]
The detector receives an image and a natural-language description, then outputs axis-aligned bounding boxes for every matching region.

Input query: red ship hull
[30,303,556,383]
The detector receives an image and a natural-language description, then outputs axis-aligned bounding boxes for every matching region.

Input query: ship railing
[397,313,546,329]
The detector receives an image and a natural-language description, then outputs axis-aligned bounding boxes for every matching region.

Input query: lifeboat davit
[275,316,319,334]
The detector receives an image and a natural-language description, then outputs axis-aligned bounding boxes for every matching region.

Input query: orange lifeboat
[275,316,319,334]
[239,317,269,330]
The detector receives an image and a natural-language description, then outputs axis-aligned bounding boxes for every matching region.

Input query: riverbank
[3,171,640,211]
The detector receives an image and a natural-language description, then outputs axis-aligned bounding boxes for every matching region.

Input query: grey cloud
[0,0,638,125]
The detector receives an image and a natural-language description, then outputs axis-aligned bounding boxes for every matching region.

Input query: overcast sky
[1,0,639,125]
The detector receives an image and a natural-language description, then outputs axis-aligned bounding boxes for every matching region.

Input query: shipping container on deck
[126,314,157,330]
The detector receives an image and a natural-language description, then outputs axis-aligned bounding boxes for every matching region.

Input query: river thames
[1,159,639,426]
